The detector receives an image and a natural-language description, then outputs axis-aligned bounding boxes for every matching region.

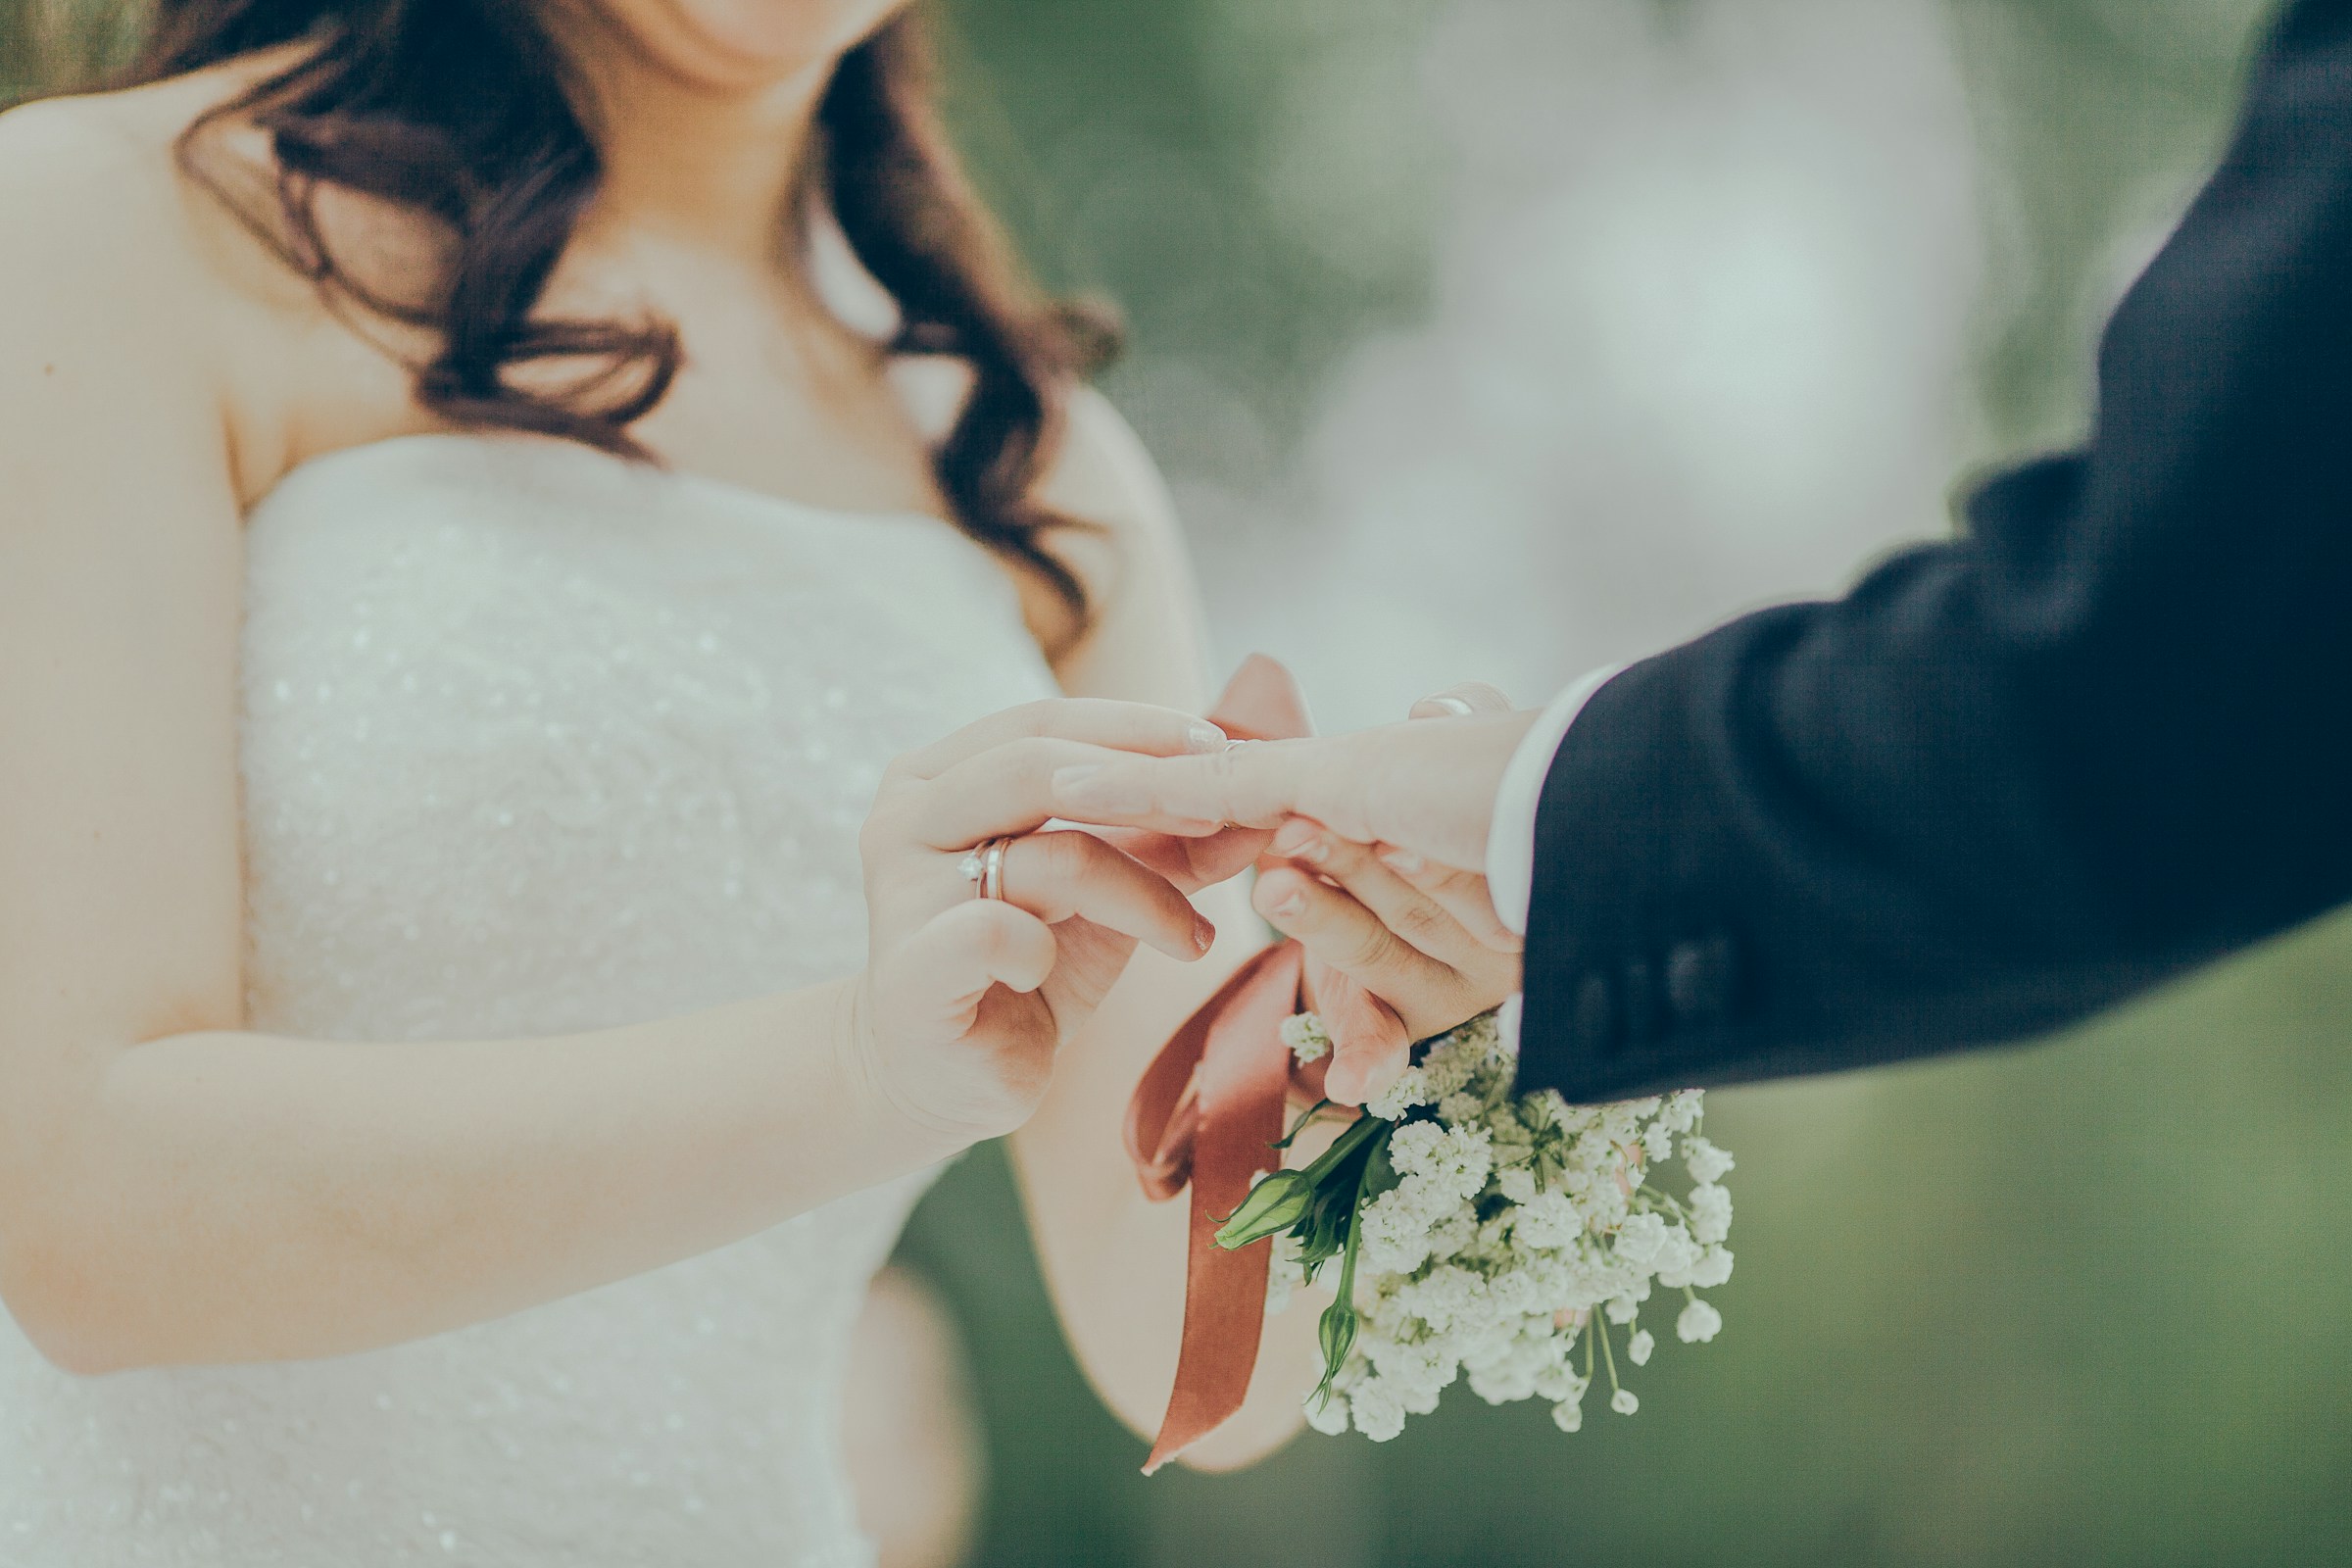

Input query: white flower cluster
[1280,1011,1333,1064]
[1269,1011,1735,1443]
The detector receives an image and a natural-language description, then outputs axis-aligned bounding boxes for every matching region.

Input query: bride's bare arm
[0,113,1212,1379]
[1009,389,1324,1470]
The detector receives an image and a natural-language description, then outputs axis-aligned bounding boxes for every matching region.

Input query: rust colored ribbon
[1122,940,1305,1474]
[1117,654,1405,1474]
[1122,945,1395,1472]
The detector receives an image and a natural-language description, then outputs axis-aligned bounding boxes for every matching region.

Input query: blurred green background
[9,2,2347,1563]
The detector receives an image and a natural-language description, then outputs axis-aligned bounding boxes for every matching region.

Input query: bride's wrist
[826,971,979,1164]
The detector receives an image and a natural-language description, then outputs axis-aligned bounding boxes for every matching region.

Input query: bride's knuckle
[1004,734,1058,773]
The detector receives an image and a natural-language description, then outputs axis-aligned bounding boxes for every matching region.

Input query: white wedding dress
[0,431,1060,1565]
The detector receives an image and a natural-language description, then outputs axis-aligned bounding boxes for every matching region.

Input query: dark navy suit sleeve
[1516,0,2352,1101]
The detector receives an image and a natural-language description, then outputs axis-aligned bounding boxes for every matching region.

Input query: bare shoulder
[0,69,288,320]
[0,58,357,498]
[1024,384,1212,707]
[1036,385,1184,553]
[0,91,179,253]
[0,73,310,503]
[1029,384,1195,618]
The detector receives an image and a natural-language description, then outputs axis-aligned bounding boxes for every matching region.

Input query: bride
[0,0,1521,1562]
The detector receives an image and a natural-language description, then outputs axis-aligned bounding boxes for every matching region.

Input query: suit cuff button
[1666,933,1740,1026]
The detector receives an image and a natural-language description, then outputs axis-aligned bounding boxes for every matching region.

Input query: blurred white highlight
[1173,0,1984,730]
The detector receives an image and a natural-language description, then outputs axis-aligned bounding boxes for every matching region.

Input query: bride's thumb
[895,901,1057,1018]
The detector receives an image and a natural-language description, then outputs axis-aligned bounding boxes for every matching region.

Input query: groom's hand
[1051,694,1538,876]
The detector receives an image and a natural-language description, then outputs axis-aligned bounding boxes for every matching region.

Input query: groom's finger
[1253,865,1462,1039]
[1308,965,1412,1109]
[1371,847,1523,954]
[1269,822,1486,970]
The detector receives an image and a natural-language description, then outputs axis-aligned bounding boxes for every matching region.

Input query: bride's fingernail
[1192,915,1217,954]
[1379,847,1425,875]
[1186,722,1229,754]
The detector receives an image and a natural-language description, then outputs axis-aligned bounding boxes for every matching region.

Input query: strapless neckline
[259,427,998,564]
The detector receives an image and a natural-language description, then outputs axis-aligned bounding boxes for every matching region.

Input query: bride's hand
[848,700,1231,1145]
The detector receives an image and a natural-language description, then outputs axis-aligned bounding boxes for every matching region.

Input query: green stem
[1332,1196,1363,1318]
[1298,1110,1385,1187]
[1311,1161,1371,1403]
[1595,1310,1623,1395]
[1272,1098,1335,1151]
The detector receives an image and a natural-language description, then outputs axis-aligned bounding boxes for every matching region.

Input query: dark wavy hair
[108,0,1112,627]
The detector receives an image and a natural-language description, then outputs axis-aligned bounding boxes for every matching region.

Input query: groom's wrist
[1486,664,1628,937]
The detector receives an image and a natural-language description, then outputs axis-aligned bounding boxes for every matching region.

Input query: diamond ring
[958,837,1014,901]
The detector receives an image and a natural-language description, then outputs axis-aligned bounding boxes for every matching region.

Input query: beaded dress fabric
[0,433,1060,1565]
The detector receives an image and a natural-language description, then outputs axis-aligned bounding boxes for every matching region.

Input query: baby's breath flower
[1358,1194,1438,1277]
[1677,1299,1723,1344]
[1365,1066,1434,1120]
[1265,1234,1308,1316]
[1508,1190,1586,1250]
[1689,1183,1734,1246]
[1439,1091,1485,1124]
[1348,1379,1407,1443]
[1612,1212,1670,1267]
[1282,1011,1333,1063]
[1683,1136,1736,1185]
[1249,1007,1734,1446]
[1303,1390,1351,1436]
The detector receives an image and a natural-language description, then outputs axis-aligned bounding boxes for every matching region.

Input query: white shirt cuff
[1486,664,1627,937]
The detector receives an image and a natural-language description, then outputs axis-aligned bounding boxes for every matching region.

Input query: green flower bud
[1214,1170,1314,1250]
[1315,1298,1358,1396]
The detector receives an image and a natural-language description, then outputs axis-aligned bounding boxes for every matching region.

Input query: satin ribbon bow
[1119,656,1406,1474]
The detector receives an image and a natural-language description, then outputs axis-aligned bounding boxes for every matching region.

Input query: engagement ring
[959,837,1013,901]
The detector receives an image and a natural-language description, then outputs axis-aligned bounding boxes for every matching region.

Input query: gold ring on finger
[959,836,1015,901]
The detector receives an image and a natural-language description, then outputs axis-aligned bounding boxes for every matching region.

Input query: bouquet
[1115,656,1734,1468]
[1215,1010,1736,1441]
